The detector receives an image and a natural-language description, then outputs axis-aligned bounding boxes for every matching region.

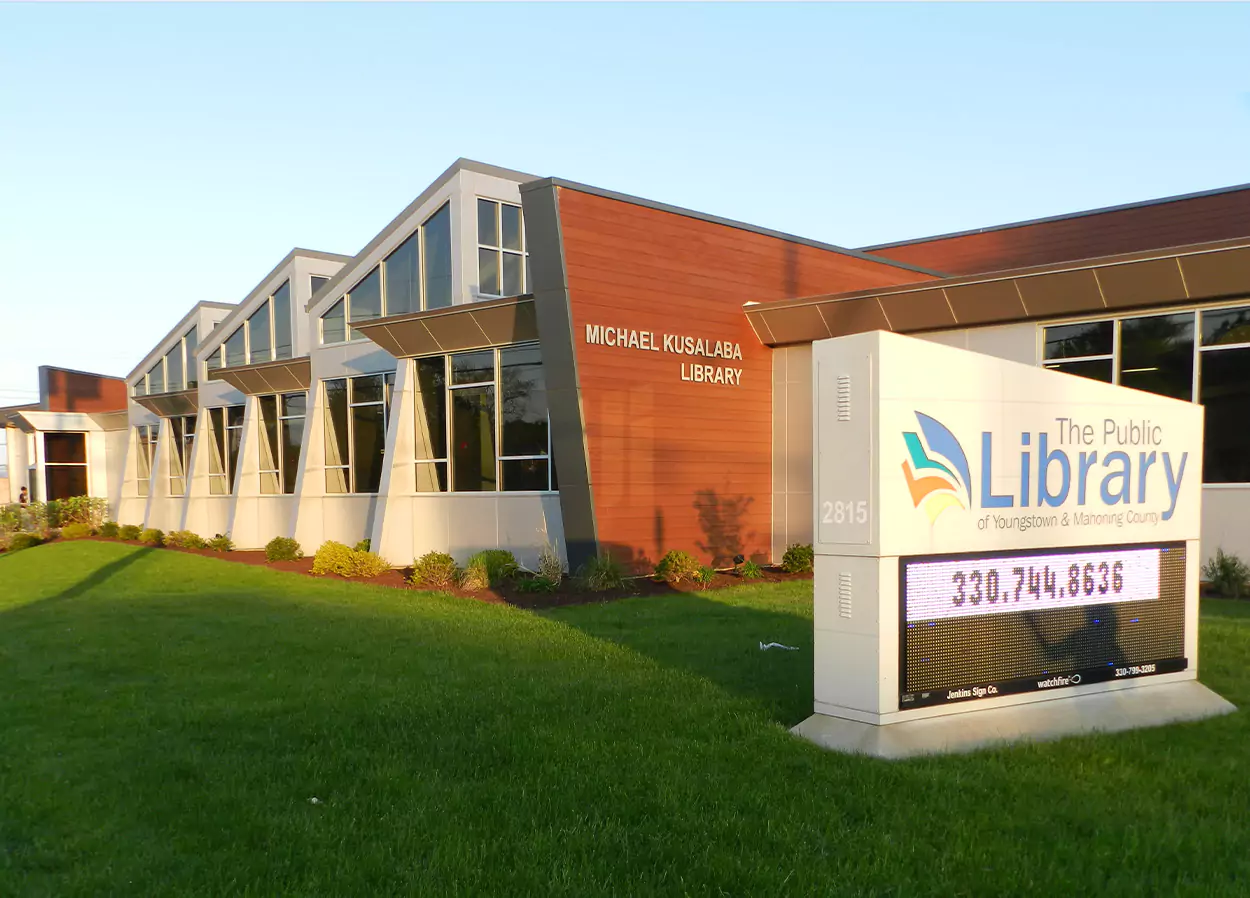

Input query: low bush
[166,530,208,550]
[459,559,490,591]
[59,523,95,540]
[781,543,815,574]
[1203,548,1250,599]
[577,553,627,592]
[465,549,519,587]
[514,575,559,594]
[119,524,143,541]
[265,536,303,563]
[8,532,42,553]
[537,541,564,585]
[739,559,764,580]
[98,521,120,539]
[409,551,461,590]
[138,528,165,547]
[354,539,371,553]
[654,549,701,584]
[310,541,391,579]
[693,566,717,588]
[45,496,109,529]
[207,533,235,552]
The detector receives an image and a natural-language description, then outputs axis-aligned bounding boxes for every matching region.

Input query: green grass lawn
[1,541,1249,896]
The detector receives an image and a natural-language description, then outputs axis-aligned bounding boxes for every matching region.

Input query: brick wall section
[42,367,128,413]
[868,187,1250,276]
[556,188,936,568]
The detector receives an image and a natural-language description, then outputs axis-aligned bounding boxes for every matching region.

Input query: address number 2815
[821,500,868,525]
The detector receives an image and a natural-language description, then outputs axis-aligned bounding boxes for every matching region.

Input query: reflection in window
[135,424,158,496]
[477,199,527,297]
[225,327,246,368]
[452,386,496,492]
[249,299,273,364]
[148,360,164,395]
[321,299,346,345]
[1043,359,1113,382]
[346,267,382,340]
[385,231,421,317]
[322,374,393,493]
[423,203,452,310]
[311,275,330,298]
[1201,340,1250,483]
[273,281,292,361]
[169,414,196,496]
[1119,313,1193,400]
[1043,321,1114,360]
[208,405,244,494]
[185,326,199,388]
[413,357,448,492]
[165,343,184,393]
[1202,306,1250,347]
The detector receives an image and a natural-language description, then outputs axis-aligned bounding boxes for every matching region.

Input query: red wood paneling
[869,188,1250,276]
[43,368,127,413]
[558,189,936,568]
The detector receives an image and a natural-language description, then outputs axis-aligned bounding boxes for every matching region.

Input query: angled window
[208,405,245,494]
[147,359,165,395]
[322,373,394,494]
[184,326,199,388]
[258,391,306,494]
[248,299,273,364]
[169,414,196,497]
[384,230,421,317]
[423,203,452,310]
[321,298,347,345]
[272,281,293,361]
[477,199,527,297]
[135,424,158,496]
[413,357,448,492]
[224,327,246,368]
[346,267,382,340]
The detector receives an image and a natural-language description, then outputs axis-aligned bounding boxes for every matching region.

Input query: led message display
[899,542,1186,708]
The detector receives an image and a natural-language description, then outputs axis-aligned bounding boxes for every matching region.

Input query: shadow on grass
[34,545,157,606]
[545,591,814,726]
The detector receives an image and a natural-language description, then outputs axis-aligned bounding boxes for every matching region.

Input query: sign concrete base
[792,680,1235,760]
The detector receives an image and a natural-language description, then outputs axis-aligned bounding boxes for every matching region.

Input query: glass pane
[415,461,448,493]
[352,403,387,494]
[136,427,153,481]
[322,299,346,344]
[499,345,547,457]
[477,199,498,247]
[210,474,228,496]
[451,350,494,386]
[501,204,522,251]
[225,327,246,367]
[478,248,500,295]
[273,281,292,361]
[281,392,307,418]
[248,299,272,364]
[227,405,245,428]
[148,361,164,395]
[323,379,349,473]
[133,377,146,397]
[165,344,183,393]
[169,418,186,480]
[282,416,303,494]
[502,252,524,297]
[423,203,452,310]
[384,231,420,316]
[1043,360,1113,383]
[414,357,447,461]
[205,347,222,371]
[45,465,87,501]
[44,432,86,464]
[208,409,226,476]
[311,275,329,298]
[348,266,382,332]
[184,326,198,388]
[452,385,496,491]
[1119,313,1194,400]
[1042,321,1113,360]
[502,458,549,492]
[227,424,242,491]
[351,374,385,404]
[1202,307,1250,347]
[1200,347,1250,483]
[325,467,348,494]
[259,395,280,495]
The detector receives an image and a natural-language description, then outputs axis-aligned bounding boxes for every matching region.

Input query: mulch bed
[65,536,812,609]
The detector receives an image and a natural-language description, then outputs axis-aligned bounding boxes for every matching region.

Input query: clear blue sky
[2,2,1248,404]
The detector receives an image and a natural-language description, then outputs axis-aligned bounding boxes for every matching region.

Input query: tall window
[321,203,455,345]
[169,415,196,497]
[44,432,88,500]
[1042,302,1250,483]
[136,327,199,396]
[135,425,158,496]
[323,373,394,493]
[258,392,307,494]
[477,199,526,297]
[210,280,293,369]
[208,406,245,495]
[410,344,553,493]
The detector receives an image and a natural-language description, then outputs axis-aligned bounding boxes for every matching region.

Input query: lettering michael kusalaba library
[583,324,744,386]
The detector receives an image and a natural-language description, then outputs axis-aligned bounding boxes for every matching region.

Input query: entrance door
[44,432,88,500]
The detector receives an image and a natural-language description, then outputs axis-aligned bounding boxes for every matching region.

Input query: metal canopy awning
[133,389,199,417]
[207,357,312,396]
[351,295,539,359]
[744,237,1250,346]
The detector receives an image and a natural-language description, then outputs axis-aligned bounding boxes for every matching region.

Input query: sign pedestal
[799,331,1234,759]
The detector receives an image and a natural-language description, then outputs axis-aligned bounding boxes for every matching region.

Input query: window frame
[134,424,158,497]
[207,404,246,495]
[476,198,527,298]
[43,432,89,500]
[257,391,307,495]
[168,414,197,497]
[321,372,395,495]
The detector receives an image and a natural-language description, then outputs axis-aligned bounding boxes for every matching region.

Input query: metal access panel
[814,350,874,548]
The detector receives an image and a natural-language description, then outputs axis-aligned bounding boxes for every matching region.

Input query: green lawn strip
[0,541,1246,896]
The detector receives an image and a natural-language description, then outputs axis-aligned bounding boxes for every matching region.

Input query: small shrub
[265,536,303,562]
[1203,548,1250,599]
[459,559,490,591]
[207,533,235,552]
[409,551,461,590]
[166,530,208,549]
[781,543,815,574]
[8,532,42,552]
[465,549,519,587]
[59,522,95,540]
[119,524,143,541]
[138,528,165,547]
[693,566,717,588]
[354,539,371,553]
[310,541,391,578]
[537,541,564,584]
[654,549,701,584]
[577,553,627,592]
[514,575,559,594]
[739,559,764,580]
[47,496,109,528]
[98,521,120,539]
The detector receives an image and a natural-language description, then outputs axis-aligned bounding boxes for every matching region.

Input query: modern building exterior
[13,159,1250,570]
